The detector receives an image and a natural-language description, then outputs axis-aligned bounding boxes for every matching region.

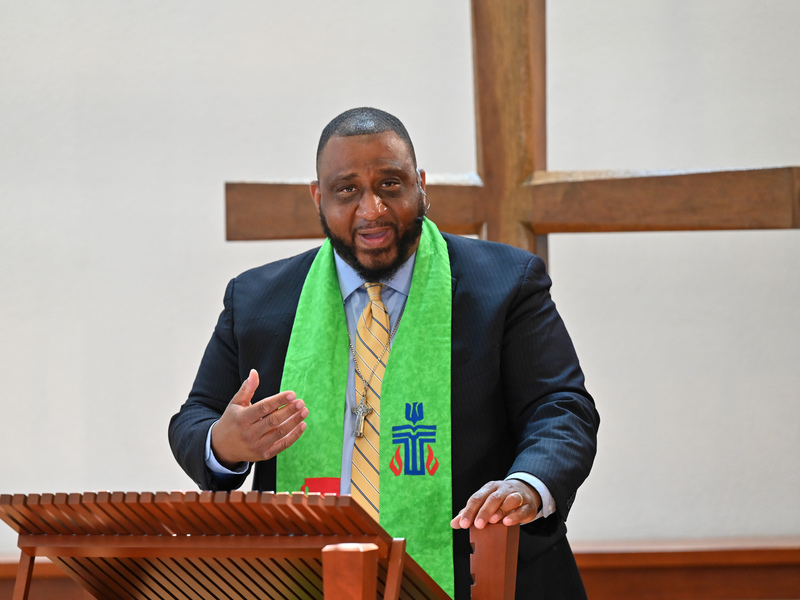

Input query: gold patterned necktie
[351,282,390,521]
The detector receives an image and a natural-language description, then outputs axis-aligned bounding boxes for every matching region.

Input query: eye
[380,179,401,190]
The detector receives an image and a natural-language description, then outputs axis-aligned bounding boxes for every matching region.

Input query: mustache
[352,220,397,233]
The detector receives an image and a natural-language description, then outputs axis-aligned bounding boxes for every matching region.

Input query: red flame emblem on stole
[390,446,403,476]
[426,445,439,475]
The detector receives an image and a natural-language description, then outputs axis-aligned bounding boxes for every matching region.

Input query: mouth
[355,226,394,249]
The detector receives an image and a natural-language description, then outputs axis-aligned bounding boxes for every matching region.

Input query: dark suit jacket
[169,233,599,599]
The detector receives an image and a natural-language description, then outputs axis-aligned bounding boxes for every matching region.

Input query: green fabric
[277,219,454,597]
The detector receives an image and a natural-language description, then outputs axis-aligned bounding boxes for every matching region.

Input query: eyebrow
[329,166,409,182]
[332,173,359,183]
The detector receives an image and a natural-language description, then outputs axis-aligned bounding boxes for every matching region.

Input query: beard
[319,201,425,282]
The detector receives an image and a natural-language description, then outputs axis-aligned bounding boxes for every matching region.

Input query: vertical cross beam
[472,0,547,255]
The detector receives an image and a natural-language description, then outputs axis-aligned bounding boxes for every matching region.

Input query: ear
[417,168,427,192]
[309,180,321,213]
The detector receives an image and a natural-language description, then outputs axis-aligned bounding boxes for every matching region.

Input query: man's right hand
[210,369,309,469]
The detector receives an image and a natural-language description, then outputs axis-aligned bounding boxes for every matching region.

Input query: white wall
[546,1,800,541]
[0,1,797,555]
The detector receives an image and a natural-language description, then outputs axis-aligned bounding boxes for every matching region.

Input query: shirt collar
[334,249,416,302]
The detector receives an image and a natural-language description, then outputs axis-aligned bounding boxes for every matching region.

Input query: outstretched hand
[451,479,542,530]
[210,369,309,469]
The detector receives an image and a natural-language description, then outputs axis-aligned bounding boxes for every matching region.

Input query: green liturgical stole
[277,219,454,596]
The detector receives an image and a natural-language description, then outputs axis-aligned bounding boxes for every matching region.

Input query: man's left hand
[451,479,542,530]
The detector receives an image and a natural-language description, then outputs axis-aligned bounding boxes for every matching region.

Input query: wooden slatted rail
[4,538,800,599]
[0,491,457,600]
[4,492,797,599]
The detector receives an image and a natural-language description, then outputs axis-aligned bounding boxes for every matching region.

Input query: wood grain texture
[0,491,451,600]
[223,0,798,254]
[5,538,800,600]
[469,524,520,600]
[226,182,486,240]
[575,538,800,600]
[793,167,800,228]
[471,0,544,246]
[525,167,800,233]
[322,543,379,600]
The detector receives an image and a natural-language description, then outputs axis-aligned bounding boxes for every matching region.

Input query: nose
[355,189,387,220]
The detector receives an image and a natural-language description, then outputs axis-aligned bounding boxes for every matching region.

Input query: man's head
[315,107,417,177]
[310,108,427,281]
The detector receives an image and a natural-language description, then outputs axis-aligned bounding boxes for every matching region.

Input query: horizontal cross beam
[526,166,800,233]
[225,167,800,241]
[225,182,485,240]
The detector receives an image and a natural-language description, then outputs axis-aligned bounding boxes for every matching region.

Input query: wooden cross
[225,0,799,262]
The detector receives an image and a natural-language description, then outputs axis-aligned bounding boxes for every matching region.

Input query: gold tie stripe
[351,282,390,521]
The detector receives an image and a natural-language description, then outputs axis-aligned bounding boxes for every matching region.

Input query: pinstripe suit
[169,232,599,599]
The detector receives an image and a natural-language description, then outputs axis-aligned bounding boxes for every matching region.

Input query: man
[169,107,599,599]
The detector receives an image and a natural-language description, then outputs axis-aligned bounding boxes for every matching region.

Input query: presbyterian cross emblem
[391,402,439,476]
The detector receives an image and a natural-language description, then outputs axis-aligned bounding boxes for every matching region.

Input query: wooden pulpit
[0,491,519,600]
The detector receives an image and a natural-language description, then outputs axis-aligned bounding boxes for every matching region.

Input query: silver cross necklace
[346,299,405,437]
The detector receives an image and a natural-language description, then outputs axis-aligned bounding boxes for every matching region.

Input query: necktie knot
[365,282,384,302]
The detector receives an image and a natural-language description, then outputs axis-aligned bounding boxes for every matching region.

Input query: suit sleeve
[503,255,599,521]
[168,278,251,491]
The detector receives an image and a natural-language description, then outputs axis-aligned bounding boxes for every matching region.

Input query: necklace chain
[347,301,405,407]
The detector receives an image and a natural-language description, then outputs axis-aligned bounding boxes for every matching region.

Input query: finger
[455,482,502,530]
[230,369,259,408]
[249,389,299,422]
[501,503,537,526]
[450,509,465,529]
[262,419,308,460]
[249,394,304,431]
[502,485,542,526]
[488,491,526,525]
[473,487,509,529]
[455,494,484,529]
[252,400,309,445]
[501,496,538,526]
